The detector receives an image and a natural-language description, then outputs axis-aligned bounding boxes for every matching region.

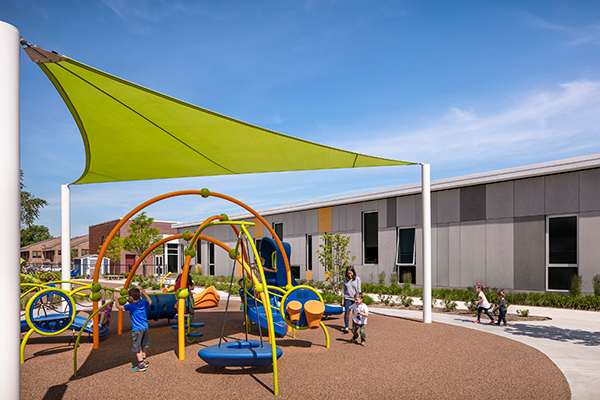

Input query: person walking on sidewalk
[341,266,361,333]
[474,283,495,325]
[493,291,508,326]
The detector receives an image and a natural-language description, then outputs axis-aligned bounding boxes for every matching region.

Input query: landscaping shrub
[570,274,582,297]
[594,275,600,297]
[443,299,457,312]
[363,294,374,306]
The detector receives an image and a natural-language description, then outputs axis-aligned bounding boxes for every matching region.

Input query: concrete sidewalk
[370,305,600,400]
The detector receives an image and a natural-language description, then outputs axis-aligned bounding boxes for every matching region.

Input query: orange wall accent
[253,217,263,238]
[318,207,332,233]
[306,270,313,281]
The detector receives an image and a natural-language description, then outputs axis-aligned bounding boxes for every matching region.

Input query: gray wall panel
[430,223,438,287]
[306,209,318,234]
[514,177,545,217]
[378,199,387,229]
[580,168,600,212]
[396,195,416,227]
[346,204,362,231]
[460,185,486,222]
[514,216,545,291]
[362,201,379,212]
[331,206,340,233]
[436,224,450,287]
[485,218,514,289]
[437,189,460,223]
[448,223,461,287]
[486,181,514,219]
[460,221,486,287]
[415,227,422,286]
[579,212,600,294]
[387,198,397,228]
[545,172,579,215]
[379,228,396,285]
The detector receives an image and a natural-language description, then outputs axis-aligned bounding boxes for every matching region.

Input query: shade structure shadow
[505,323,600,346]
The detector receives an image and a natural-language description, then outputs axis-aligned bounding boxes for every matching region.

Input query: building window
[547,215,578,291]
[363,212,378,264]
[208,242,215,276]
[167,243,179,274]
[255,238,262,257]
[272,222,283,240]
[396,228,416,284]
[195,240,202,264]
[32,251,42,258]
[81,249,89,256]
[306,234,312,271]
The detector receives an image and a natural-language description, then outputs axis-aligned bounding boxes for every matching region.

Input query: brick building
[20,235,89,267]
[89,219,177,275]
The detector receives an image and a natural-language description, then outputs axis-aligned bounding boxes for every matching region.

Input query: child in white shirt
[348,292,369,346]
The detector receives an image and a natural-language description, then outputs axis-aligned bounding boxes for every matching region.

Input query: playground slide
[162,286,220,309]
[20,314,110,337]
[193,286,220,309]
[245,304,288,337]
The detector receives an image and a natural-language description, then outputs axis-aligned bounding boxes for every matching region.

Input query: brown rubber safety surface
[21,301,570,400]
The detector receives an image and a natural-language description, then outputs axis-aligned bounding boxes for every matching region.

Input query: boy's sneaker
[361,342,366,346]
[488,320,495,325]
[351,336,359,344]
[473,320,480,323]
[132,364,146,372]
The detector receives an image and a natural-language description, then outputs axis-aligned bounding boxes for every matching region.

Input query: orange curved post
[93,190,206,347]
[92,189,283,350]
[116,232,236,335]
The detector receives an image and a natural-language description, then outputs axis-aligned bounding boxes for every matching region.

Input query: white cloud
[350,80,600,166]
[519,11,600,48]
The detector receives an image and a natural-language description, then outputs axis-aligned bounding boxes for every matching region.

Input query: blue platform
[198,340,282,367]
[20,314,109,336]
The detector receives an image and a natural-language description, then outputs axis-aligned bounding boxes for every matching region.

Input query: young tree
[121,212,163,276]
[20,170,51,247]
[101,233,122,275]
[316,233,356,294]
[20,170,48,227]
[20,224,52,247]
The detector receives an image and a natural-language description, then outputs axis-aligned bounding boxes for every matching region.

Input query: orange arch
[92,189,291,355]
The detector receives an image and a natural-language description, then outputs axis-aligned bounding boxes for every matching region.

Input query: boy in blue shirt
[115,287,152,371]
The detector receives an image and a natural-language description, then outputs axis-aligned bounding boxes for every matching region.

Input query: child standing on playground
[98,290,112,328]
[348,292,368,346]
[342,266,361,333]
[474,283,495,324]
[493,291,508,326]
[115,287,152,371]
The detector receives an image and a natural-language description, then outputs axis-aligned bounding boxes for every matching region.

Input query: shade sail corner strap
[21,41,66,64]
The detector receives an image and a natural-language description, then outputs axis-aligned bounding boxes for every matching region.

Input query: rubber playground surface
[21,301,570,400]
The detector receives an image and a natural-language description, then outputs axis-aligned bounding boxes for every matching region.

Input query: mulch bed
[21,301,569,400]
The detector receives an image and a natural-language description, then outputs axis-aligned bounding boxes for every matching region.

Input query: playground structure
[90,188,331,395]
[19,279,115,370]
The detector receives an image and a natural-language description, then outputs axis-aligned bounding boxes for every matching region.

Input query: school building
[172,153,600,294]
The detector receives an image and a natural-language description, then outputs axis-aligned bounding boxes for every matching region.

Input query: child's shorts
[132,328,150,353]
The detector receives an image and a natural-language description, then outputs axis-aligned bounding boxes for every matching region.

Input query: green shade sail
[24,44,412,185]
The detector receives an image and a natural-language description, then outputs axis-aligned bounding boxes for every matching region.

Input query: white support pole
[0,20,22,400]
[421,163,432,324]
[61,184,71,303]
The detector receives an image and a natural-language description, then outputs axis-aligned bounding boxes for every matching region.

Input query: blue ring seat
[198,340,282,367]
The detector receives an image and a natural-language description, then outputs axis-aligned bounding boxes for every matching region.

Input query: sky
[3,0,600,238]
